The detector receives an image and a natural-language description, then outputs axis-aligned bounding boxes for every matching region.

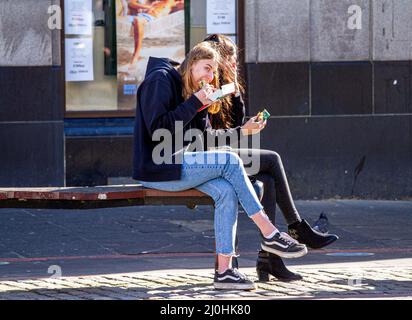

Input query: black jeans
[231,148,301,225]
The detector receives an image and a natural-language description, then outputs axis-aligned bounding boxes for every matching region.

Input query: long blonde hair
[204,34,245,128]
[178,41,222,114]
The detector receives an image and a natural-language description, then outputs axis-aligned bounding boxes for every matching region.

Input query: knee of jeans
[226,151,243,166]
[213,183,237,205]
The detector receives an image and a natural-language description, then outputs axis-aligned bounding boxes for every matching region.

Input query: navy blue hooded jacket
[132,57,205,181]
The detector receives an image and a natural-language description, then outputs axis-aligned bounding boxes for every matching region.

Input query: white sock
[218,268,228,274]
[264,229,279,239]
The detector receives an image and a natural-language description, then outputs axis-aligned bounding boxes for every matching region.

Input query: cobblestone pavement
[1,261,411,300]
[1,201,411,300]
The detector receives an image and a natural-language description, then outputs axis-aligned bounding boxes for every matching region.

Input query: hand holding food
[241,116,267,136]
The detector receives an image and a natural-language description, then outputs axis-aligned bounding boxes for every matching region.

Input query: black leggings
[231,148,301,225]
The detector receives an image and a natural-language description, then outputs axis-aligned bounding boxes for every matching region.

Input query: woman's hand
[240,116,267,136]
[194,84,217,106]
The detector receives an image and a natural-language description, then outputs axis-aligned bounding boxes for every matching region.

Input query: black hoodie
[132,57,204,182]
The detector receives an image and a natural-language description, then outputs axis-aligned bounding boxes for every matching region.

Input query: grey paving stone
[373,0,412,60]
[247,0,310,62]
[311,0,370,61]
[0,0,56,66]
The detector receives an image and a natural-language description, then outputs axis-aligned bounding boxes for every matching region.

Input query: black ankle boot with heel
[256,250,303,282]
[288,219,339,249]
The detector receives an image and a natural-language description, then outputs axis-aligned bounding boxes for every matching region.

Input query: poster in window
[65,38,94,81]
[207,0,236,35]
[115,0,186,110]
[65,0,93,35]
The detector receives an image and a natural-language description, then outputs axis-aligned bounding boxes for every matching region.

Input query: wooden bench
[0,185,214,209]
[0,183,263,270]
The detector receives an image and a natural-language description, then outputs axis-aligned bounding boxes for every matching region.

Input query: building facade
[0,0,411,199]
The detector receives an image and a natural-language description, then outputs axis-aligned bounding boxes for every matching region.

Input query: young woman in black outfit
[204,34,339,282]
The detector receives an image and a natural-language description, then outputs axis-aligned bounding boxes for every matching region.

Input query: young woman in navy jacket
[133,41,307,290]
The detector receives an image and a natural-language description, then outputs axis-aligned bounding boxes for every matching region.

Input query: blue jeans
[138,151,264,255]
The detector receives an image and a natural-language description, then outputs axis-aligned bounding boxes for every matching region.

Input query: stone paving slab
[0,263,411,300]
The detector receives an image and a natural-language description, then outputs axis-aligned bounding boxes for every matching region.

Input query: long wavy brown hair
[178,41,222,114]
[204,34,245,129]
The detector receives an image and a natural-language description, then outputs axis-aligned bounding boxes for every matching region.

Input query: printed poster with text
[115,0,186,110]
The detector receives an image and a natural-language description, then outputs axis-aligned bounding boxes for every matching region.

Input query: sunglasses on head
[205,34,220,43]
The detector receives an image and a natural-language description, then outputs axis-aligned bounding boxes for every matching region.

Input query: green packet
[257,108,270,121]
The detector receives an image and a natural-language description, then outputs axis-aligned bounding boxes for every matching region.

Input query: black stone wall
[246,61,412,199]
[65,136,132,186]
[0,66,65,187]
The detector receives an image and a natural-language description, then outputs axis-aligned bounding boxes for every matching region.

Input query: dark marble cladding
[374,61,412,114]
[245,62,310,117]
[311,62,372,115]
[0,122,65,187]
[64,114,412,199]
[258,115,412,199]
[65,136,133,186]
[0,66,64,121]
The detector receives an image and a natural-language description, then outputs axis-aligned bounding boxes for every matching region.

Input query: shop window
[64,0,239,117]
[64,0,186,116]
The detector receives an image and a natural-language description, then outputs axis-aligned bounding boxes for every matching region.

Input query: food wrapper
[257,109,270,121]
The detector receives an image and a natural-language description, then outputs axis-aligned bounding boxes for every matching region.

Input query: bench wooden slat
[0,185,213,209]
[143,188,209,198]
[0,186,145,201]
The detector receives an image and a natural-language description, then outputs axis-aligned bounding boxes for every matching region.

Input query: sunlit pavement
[0,200,411,300]
[0,258,411,300]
